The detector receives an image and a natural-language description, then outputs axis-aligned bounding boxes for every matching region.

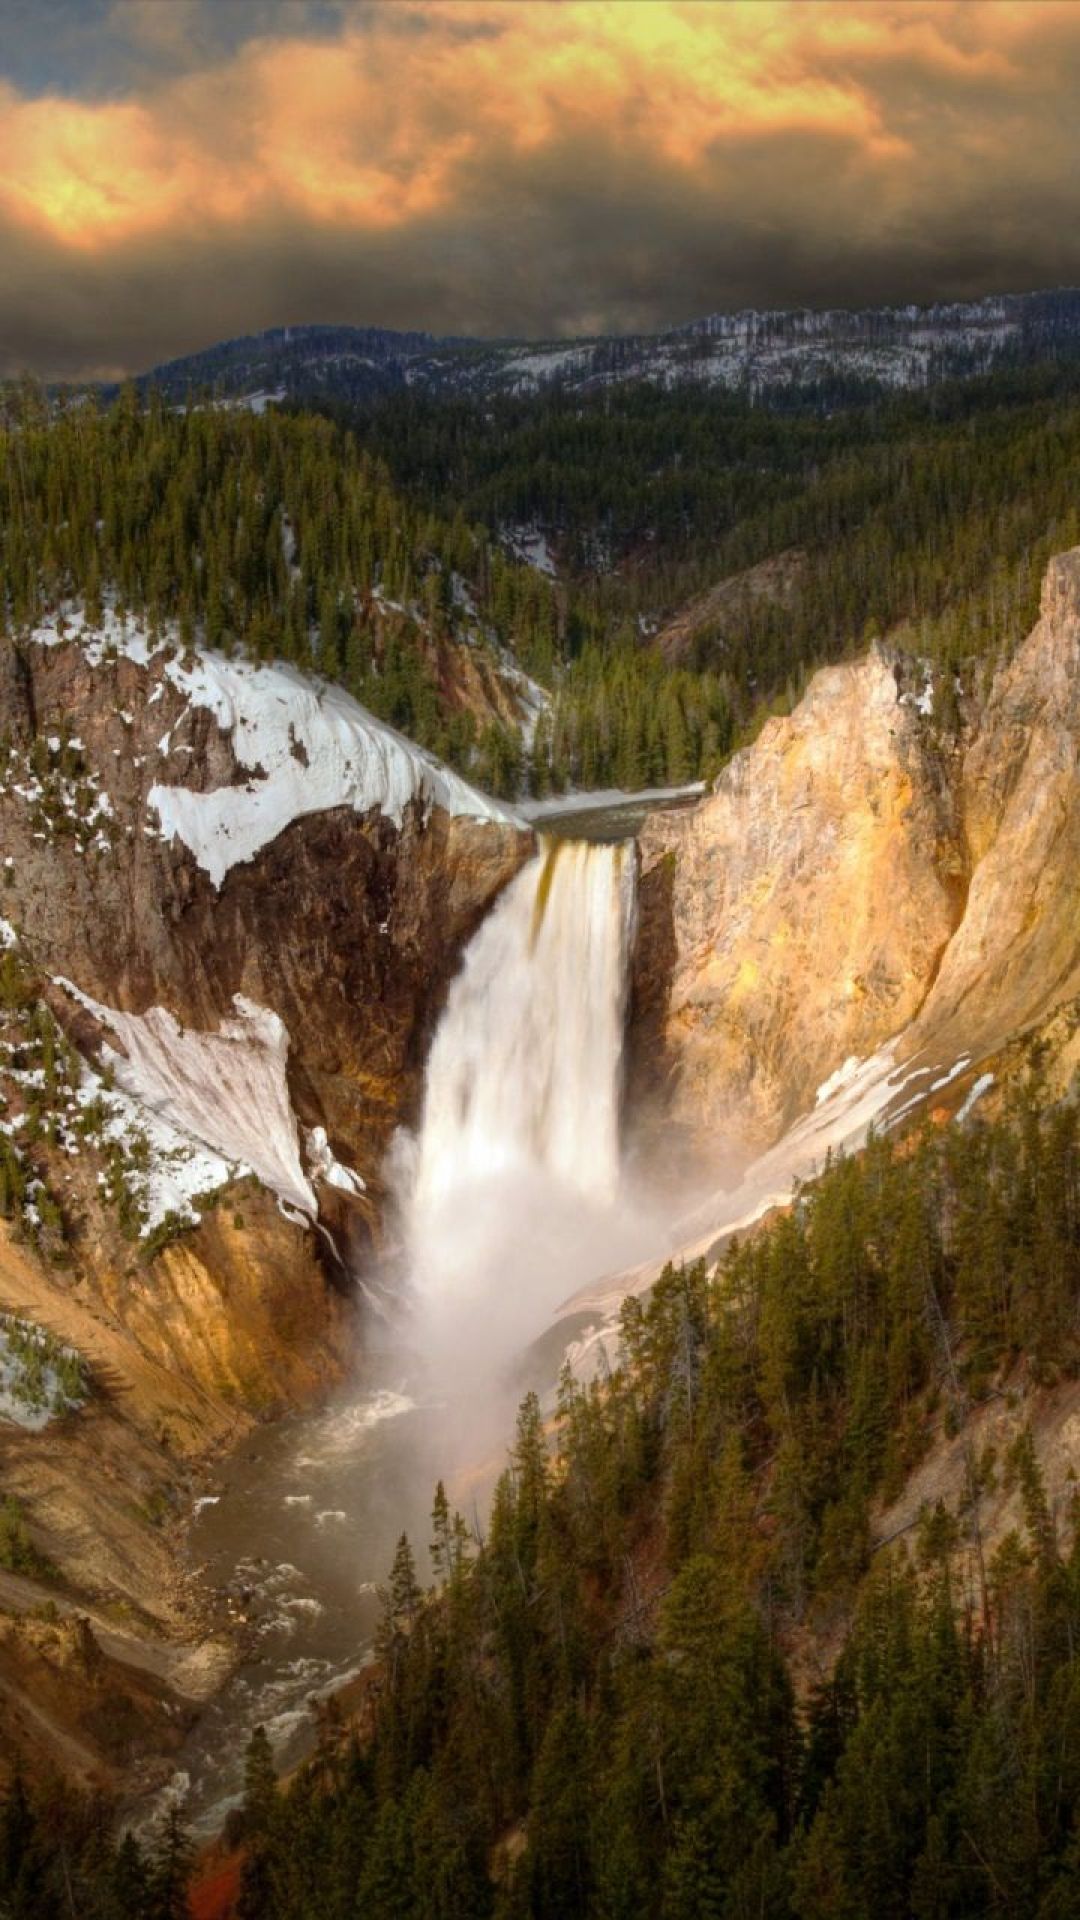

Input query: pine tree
[147,1805,193,1920]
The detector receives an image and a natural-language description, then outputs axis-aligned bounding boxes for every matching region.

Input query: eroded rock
[631,645,966,1154]
[631,548,1080,1160]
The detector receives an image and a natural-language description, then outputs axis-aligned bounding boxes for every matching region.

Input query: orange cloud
[0,0,939,250]
[1,0,1079,377]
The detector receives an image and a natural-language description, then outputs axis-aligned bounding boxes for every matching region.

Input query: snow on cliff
[150,651,518,888]
[57,982,316,1217]
[32,607,520,890]
[500,524,558,578]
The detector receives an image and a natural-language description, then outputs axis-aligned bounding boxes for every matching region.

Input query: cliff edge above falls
[631,546,1080,1160]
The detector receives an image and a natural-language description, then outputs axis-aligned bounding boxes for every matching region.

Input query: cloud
[1,0,1079,377]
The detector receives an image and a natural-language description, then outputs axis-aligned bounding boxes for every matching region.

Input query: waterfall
[413,837,636,1210]
[398,837,642,1393]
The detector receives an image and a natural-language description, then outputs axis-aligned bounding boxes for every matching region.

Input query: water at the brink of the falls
[392,835,658,1418]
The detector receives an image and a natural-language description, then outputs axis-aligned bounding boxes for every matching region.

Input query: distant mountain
[140,289,1080,407]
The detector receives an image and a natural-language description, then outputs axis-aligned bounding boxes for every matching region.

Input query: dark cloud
[1,1,1079,378]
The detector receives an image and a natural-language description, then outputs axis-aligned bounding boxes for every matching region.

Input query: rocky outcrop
[631,645,966,1153]
[0,1605,190,1793]
[632,549,1080,1159]
[908,552,1080,1063]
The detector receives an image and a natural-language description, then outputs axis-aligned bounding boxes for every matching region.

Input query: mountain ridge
[134,287,1080,407]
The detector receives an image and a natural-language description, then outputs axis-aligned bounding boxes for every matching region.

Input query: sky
[2,0,1080,380]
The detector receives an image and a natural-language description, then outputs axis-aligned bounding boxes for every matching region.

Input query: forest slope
[72,1086,1080,1920]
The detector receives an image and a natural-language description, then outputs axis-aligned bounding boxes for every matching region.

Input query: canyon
[4,547,1080,1806]
[633,547,1080,1162]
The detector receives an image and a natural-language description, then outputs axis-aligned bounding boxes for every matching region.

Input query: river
[180,1375,437,1830]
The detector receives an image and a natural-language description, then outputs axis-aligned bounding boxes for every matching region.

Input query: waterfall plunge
[398,838,651,1404]
[414,838,635,1210]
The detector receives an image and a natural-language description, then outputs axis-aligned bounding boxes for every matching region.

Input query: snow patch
[29,607,519,890]
[930,1056,971,1093]
[815,1055,863,1106]
[241,387,285,416]
[305,1125,365,1195]
[955,1072,995,1125]
[148,651,519,888]
[498,347,593,392]
[30,604,162,669]
[56,983,315,1217]
[501,524,557,578]
[2,956,237,1245]
[0,1313,86,1431]
[87,1072,238,1232]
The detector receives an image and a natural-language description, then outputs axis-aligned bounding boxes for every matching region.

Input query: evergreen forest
[333,362,1080,726]
[5,360,1080,798]
[5,1085,1080,1917]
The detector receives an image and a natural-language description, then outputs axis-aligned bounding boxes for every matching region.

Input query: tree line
[0,384,735,797]
[7,364,1079,800]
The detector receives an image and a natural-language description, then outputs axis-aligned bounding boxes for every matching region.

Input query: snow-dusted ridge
[140,292,1080,411]
[31,607,521,891]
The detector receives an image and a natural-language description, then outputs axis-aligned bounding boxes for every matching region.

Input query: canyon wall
[0,617,529,1421]
[0,615,530,1761]
[632,548,1080,1158]
[2,623,530,1233]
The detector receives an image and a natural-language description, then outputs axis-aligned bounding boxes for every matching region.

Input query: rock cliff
[632,547,1080,1161]
[908,551,1080,1063]
[1,615,530,1236]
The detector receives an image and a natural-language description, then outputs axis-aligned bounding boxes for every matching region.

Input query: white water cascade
[398,836,650,1402]
[415,837,635,1208]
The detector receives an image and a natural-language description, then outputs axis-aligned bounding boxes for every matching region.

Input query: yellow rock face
[632,547,1080,1160]
[632,645,965,1155]
[909,551,1080,1067]
[0,1184,352,1635]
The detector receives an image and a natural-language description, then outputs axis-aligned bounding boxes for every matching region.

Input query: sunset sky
[3,0,1080,379]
